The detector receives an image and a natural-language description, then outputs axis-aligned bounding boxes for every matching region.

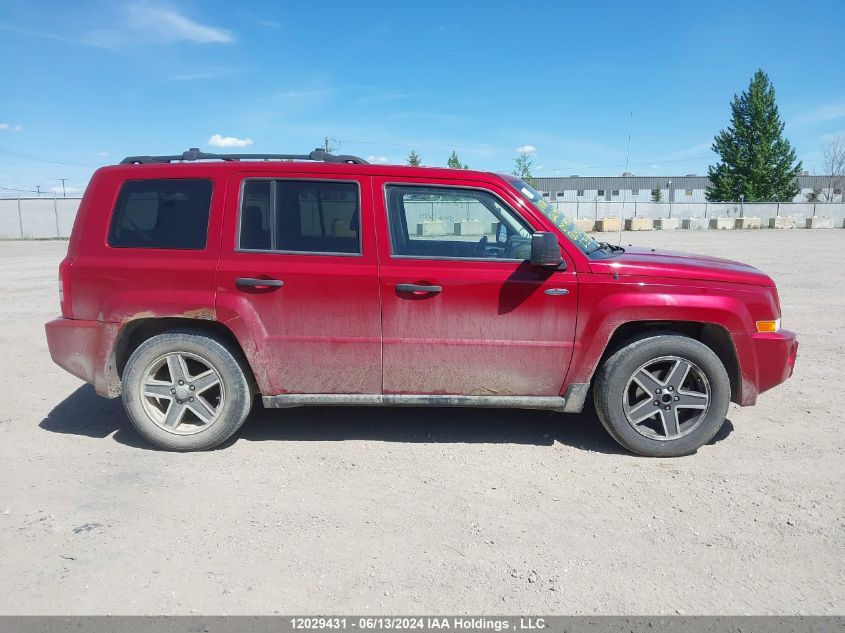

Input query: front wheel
[121,330,253,451]
[593,334,730,457]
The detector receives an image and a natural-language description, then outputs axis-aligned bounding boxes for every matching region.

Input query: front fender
[564,274,769,388]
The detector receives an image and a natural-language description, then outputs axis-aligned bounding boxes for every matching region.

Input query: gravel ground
[0,231,842,615]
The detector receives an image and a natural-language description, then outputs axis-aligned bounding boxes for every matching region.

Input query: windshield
[508,178,612,257]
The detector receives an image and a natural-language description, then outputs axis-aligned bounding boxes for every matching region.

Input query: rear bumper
[45,317,120,397]
[733,329,798,406]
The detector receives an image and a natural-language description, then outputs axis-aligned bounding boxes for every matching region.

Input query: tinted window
[108,179,212,249]
[385,185,532,260]
[239,180,360,254]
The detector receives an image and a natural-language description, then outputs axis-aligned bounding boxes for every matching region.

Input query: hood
[590,246,774,286]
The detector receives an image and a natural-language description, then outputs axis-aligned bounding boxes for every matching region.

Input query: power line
[535,155,713,173]
[0,185,40,194]
[0,147,99,167]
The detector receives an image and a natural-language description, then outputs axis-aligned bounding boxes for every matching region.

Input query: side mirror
[496,222,508,244]
[530,232,563,267]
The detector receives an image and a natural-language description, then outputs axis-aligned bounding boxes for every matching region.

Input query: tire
[593,334,730,457]
[121,329,253,451]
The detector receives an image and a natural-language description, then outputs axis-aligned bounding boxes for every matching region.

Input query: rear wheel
[122,330,252,451]
[593,334,730,457]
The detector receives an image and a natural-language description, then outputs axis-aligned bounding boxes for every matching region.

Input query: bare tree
[821,136,845,201]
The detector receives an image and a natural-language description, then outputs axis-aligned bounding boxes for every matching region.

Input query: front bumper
[45,317,120,397]
[732,329,798,406]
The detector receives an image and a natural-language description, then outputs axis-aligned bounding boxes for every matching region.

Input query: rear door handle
[544,288,570,296]
[396,283,442,294]
[236,277,283,288]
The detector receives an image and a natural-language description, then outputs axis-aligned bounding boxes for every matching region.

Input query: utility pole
[59,178,67,198]
[323,137,341,154]
[667,180,672,218]
[36,185,41,198]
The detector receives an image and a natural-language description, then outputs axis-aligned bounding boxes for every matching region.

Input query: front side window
[239,179,360,254]
[108,179,212,249]
[385,185,532,261]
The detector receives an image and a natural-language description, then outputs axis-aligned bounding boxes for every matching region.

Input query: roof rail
[120,147,369,165]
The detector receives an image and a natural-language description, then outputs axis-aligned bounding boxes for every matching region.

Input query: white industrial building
[534,174,842,203]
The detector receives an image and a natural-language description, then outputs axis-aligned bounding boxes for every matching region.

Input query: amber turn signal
[756,319,780,333]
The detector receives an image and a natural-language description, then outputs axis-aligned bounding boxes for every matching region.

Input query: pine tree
[407,150,422,166]
[512,151,535,185]
[651,188,662,202]
[447,150,468,169]
[707,70,801,202]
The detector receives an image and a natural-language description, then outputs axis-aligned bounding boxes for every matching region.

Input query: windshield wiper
[587,241,625,255]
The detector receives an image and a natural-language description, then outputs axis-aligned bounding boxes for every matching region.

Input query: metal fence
[552,200,845,226]
[1,197,844,240]
[0,197,81,239]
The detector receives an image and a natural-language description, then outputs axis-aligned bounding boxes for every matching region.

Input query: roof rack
[120,147,369,165]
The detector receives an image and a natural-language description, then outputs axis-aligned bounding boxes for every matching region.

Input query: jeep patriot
[45,148,798,455]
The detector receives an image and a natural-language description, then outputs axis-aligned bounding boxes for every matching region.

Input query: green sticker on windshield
[512,179,598,255]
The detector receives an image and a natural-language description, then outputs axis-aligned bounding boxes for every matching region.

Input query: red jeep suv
[45,148,797,456]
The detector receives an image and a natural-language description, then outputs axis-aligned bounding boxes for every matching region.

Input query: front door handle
[236,277,283,289]
[396,283,442,294]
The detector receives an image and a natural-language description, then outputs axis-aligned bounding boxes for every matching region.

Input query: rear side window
[239,179,360,254]
[108,179,213,249]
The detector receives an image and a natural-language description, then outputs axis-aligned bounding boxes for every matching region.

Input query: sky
[1,0,844,196]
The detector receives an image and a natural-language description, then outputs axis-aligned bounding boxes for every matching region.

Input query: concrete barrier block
[624,218,654,231]
[735,217,762,229]
[709,217,734,230]
[804,216,833,229]
[682,217,708,230]
[769,216,795,229]
[453,220,484,236]
[416,221,448,237]
[595,218,622,232]
[573,219,595,232]
[654,218,678,230]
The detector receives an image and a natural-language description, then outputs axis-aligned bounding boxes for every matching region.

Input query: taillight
[58,258,72,318]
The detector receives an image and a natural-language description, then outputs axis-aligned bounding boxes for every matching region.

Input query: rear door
[216,172,381,395]
[373,176,578,397]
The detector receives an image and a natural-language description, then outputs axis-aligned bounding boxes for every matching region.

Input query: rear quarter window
[108,179,213,249]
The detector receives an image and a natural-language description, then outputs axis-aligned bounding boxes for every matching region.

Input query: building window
[576,190,584,197]
[541,192,550,198]
[685,189,693,196]
[556,191,565,198]
[632,189,639,196]
[611,190,620,196]
[835,188,842,195]
[597,189,605,197]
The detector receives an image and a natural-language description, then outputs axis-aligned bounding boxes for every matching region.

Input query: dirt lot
[0,231,842,615]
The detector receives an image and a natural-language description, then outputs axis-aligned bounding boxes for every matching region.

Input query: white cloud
[0,123,23,131]
[366,155,389,164]
[128,3,233,44]
[516,145,537,155]
[790,99,845,128]
[208,134,253,148]
[97,151,109,157]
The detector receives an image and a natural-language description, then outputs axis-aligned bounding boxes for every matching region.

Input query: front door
[373,177,577,397]
[216,172,381,395]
